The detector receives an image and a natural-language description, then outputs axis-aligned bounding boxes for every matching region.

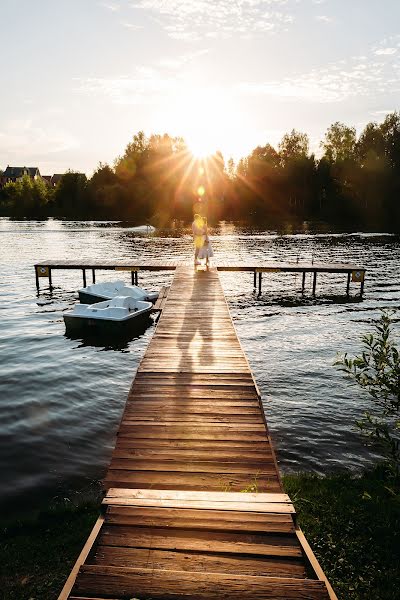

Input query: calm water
[1,219,399,513]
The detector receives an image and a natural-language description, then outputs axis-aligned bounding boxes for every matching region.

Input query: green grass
[0,467,399,600]
[0,502,99,600]
[283,466,400,600]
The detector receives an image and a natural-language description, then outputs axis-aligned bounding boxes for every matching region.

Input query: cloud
[101,2,120,11]
[0,120,79,161]
[77,72,177,105]
[315,15,332,23]
[121,21,144,29]
[375,47,397,56]
[76,50,210,104]
[236,45,400,104]
[131,0,296,39]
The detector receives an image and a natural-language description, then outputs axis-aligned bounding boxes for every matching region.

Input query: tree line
[1,112,399,228]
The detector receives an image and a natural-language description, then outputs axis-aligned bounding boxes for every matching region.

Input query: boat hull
[64,310,152,335]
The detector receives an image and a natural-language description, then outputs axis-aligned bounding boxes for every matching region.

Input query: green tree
[322,122,357,163]
[336,311,400,475]
[278,129,309,167]
[2,175,49,218]
[53,171,88,218]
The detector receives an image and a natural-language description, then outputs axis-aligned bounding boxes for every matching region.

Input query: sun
[159,89,238,159]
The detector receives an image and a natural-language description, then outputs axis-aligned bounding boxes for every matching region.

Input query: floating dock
[58,266,338,600]
[34,258,366,296]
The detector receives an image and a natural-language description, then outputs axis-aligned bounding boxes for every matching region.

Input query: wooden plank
[103,471,280,493]
[111,448,273,461]
[72,566,330,599]
[57,515,104,600]
[91,546,306,578]
[104,488,291,504]
[97,525,301,557]
[108,458,276,475]
[105,505,295,533]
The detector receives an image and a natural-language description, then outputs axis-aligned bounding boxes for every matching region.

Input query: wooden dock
[34,258,366,296]
[58,266,338,600]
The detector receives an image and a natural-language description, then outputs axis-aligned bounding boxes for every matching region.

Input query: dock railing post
[258,272,262,296]
[35,266,40,292]
[346,272,351,297]
[301,271,306,294]
[253,270,256,289]
[312,272,317,296]
[92,269,96,284]
[82,269,86,288]
[49,268,53,290]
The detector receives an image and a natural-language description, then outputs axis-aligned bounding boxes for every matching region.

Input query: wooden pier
[34,258,366,296]
[58,266,338,600]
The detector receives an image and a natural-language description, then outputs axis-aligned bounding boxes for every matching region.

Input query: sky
[1,0,400,175]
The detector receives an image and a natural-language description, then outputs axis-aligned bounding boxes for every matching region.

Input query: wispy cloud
[315,15,332,23]
[0,120,79,159]
[101,2,120,11]
[131,0,296,39]
[236,41,400,103]
[375,47,397,55]
[121,21,144,29]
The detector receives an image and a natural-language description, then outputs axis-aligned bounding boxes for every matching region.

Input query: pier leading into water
[58,266,338,600]
[34,258,366,297]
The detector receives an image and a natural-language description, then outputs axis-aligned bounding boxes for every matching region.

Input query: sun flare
[157,89,240,159]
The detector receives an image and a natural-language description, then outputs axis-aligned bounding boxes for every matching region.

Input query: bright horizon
[1,0,400,175]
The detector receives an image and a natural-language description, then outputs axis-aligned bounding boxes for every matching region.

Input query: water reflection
[1,218,400,516]
[65,316,154,351]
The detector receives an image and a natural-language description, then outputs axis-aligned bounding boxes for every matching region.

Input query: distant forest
[1,112,400,229]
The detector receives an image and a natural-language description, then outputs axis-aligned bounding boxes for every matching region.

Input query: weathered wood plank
[72,566,331,599]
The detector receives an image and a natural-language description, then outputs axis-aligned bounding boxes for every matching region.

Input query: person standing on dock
[192,214,205,266]
[197,217,214,268]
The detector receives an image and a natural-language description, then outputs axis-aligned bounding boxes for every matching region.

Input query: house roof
[51,174,64,183]
[3,166,29,178]
[3,166,40,178]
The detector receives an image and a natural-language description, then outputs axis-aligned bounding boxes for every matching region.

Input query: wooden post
[35,267,40,292]
[82,269,86,288]
[346,272,351,296]
[131,271,135,285]
[135,271,138,285]
[258,272,262,296]
[48,268,53,290]
[312,272,317,296]
[360,276,365,297]
[301,271,306,294]
[253,271,256,288]
[92,269,96,284]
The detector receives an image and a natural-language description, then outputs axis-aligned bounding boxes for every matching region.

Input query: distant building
[50,174,64,187]
[41,175,52,186]
[1,166,41,185]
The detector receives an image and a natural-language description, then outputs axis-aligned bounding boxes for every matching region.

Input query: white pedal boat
[64,296,153,334]
[79,280,158,305]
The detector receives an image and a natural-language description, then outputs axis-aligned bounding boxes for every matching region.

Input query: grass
[0,502,99,600]
[0,466,399,600]
[283,465,400,600]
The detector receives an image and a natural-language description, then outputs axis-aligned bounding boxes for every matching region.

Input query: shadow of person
[177,268,216,378]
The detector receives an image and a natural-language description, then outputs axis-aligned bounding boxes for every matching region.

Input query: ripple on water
[0,219,399,512]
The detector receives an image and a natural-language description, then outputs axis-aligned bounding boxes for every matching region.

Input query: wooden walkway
[59,266,338,600]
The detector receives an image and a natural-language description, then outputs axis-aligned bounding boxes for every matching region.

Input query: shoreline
[2,466,399,600]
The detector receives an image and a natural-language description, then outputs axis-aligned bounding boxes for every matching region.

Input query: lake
[1,218,399,514]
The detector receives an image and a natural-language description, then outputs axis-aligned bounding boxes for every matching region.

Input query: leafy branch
[336,311,400,474]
